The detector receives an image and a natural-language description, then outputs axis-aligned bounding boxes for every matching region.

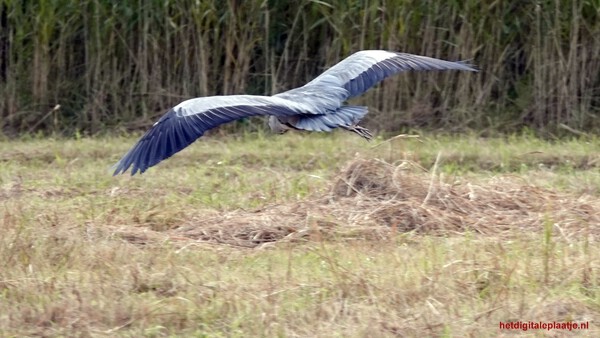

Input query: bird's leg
[340,124,373,140]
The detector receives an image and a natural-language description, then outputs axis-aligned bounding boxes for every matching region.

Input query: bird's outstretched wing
[112,95,309,175]
[305,50,477,99]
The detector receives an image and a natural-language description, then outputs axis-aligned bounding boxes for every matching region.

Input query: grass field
[1,131,599,337]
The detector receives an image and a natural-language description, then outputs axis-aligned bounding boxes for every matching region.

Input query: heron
[113,50,477,175]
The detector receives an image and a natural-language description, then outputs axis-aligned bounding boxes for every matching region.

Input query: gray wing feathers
[273,84,348,115]
[174,95,308,117]
[291,106,368,132]
[306,50,477,99]
[113,95,310,175]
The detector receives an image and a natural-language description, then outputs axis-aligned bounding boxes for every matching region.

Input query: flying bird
[113,50,477,175]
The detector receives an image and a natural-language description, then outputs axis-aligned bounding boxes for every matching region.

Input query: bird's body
[113,50,477,175]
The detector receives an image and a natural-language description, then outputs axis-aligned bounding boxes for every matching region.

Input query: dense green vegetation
[1,0,599,135]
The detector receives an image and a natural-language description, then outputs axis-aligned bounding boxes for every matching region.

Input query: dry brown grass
[1,135,599,337]
[107,157,600,250]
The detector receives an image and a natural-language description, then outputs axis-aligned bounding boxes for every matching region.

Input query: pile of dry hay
[121,158,600,248]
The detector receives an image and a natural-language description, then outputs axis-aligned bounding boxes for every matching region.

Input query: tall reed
[1,0,598,135]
